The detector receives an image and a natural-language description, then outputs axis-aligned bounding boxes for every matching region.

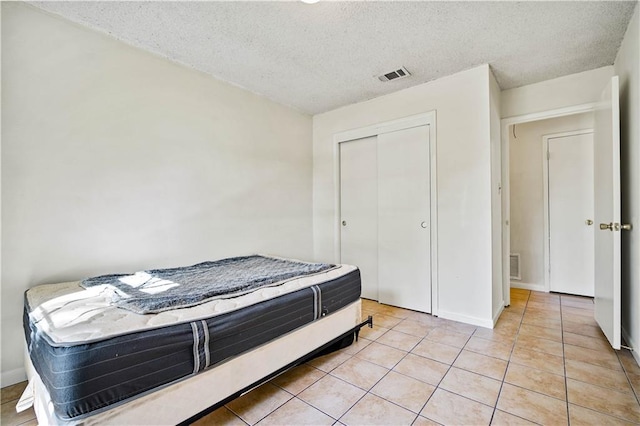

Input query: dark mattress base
[24,269,361,421]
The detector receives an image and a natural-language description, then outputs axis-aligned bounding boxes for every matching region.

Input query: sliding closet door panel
[340,137,378,300]
[377,126,431,313]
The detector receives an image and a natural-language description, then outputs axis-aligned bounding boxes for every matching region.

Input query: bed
[19,255,368,425]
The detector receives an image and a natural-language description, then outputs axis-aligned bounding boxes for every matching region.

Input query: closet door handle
[420,221,428,229]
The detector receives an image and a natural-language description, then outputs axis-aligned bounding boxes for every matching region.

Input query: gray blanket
[81,255,335,314]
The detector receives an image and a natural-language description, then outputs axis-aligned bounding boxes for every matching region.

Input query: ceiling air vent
[378,67,411,82]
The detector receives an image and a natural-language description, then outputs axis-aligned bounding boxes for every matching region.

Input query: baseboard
[621,325,640,367]
[437,309,494,329]
[1,367,26,388]
[510,282,545,292]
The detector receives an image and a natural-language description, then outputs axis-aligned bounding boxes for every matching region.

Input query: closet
[339,124,432,313]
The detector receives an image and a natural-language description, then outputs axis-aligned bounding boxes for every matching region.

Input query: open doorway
[500,77,623,350]
[507,112,595,297]
[500,103,597,307]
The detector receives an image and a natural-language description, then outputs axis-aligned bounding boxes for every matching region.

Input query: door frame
[542,128,594,293]
[501,103,596,306]
[333,111,439,314]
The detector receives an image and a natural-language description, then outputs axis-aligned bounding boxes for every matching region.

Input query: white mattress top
[27,259,356,346]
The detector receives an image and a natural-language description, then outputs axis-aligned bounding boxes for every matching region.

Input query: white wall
[501,66,614,118]
[489,69,503,322]
[509,113,594,290]
[313,65,495,327]
[1,3,313,385]
[614,4,640,364]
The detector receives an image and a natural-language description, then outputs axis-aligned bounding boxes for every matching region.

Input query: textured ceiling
[31,1,637,115]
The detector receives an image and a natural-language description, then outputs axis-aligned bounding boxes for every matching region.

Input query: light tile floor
[3,289,640,425]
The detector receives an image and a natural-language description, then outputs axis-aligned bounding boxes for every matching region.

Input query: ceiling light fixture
[300,0,320,4]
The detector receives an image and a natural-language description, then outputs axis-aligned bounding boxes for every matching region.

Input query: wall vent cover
[378,67,411,82]
[510,253,521,280]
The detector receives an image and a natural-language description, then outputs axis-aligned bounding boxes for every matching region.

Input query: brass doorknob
[621,223,633,231]
[600,223,613,231]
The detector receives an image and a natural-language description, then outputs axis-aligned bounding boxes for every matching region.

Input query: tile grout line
[0,397,37,426]
[321,309,427,424]
[226,386,295,426]
[223,355,353,426]
[560,295,640,424]
[223,405,251,426]
[333,312,426,425]
[248,342,393,426]
[489,289,531,426]
[318,345,380,425]
[560,294,640,424]
[268,366,332,422]
[560,294,571,426]
[362,306,484,424]
[259,353,425,426]
[616,350,640,406]
[360,317,440,423]
[513,296,633,422]
[414,322,477,424]
[296,372,364,424]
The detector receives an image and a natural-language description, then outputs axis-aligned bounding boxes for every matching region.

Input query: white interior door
[340,137,378,300]
[548,132,595,296]
[594,76,621,349]
[377,126,431,313]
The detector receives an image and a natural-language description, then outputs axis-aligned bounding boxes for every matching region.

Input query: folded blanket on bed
[81,255,335,314]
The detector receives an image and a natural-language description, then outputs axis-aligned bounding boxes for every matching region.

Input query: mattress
[26,301,363,426]
[23,258,361,422]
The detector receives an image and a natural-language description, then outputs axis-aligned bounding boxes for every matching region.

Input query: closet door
[377,126,431,313]
[340,137,378,300]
